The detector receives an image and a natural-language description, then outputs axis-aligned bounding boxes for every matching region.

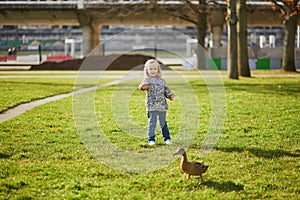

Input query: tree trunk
[196,0,207,69]
[282,14,298,72]
[227,0,238,79]
[237,0,251,77]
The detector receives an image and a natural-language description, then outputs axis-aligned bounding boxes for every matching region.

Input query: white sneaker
[148,141,156,146]
[165,139,172,145]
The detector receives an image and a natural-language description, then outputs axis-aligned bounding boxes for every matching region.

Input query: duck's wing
[182,162,202,175]
[190,161,205,167]
[189,162,208,173]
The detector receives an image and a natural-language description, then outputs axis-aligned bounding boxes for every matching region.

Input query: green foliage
[0,72,299,199]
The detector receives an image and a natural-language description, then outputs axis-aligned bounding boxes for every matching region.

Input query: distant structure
[0,0,298,56]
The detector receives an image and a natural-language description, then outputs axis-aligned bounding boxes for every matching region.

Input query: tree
[162,0,208,69]
[163,0,248,78]
[226,0,238,79]
[270,0,300,72]
[237,0,251,77]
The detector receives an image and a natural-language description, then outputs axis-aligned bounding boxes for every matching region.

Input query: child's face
[148,65,158,77]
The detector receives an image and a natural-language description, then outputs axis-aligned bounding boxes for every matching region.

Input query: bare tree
[270,0,300,72]
[226,0,238,79]
[161,0,208,69]
[237,0,251,77]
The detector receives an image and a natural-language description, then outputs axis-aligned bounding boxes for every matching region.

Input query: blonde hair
[143,59,162,78]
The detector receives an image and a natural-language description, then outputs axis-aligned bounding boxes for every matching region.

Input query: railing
[0,0,274,11]
[0,0,274,10]
[0,0,271,3]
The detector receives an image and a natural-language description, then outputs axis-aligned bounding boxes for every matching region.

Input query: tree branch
[180,0,200,15]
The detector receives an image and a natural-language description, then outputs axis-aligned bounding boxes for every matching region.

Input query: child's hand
[169,93,174,101]
[141,82,148,90]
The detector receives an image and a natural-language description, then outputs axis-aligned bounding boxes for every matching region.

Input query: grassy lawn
[0,71,117,112]
[0,78,76,113]
[0,71,299,199]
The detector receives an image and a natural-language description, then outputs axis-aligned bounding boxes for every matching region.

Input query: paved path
[0,80,120,124]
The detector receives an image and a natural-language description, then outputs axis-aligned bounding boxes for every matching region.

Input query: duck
[173,148,209,183]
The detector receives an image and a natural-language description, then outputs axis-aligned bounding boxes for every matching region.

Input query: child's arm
[138,81,148,90]
[164,82,174,101]
[169,93,174,101]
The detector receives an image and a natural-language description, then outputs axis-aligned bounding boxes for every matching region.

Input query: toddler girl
[139,59,174,145]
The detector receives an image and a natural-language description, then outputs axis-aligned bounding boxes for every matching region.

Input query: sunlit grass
[0,78,75,112]
[0,76,116,113]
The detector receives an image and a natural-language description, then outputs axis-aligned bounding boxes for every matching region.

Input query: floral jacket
[139,76,173,111]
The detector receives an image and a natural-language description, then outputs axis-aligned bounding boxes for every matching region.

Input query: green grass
[0,72,117,112]
[0,78,75,112]
[0,72,299,199]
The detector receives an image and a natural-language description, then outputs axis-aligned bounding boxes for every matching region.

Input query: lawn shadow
[139,143,166,148]
[224,82,300,97]
[215,147,300,159]
[0,153,11,159]
[204,180,244,192]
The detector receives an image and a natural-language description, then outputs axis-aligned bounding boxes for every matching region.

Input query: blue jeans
[147,111,171,142]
